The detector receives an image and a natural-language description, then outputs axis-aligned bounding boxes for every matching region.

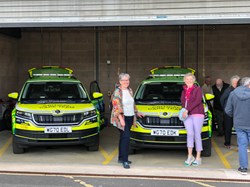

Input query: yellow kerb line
[99,146,118,165]
[189,180,215,187]
[211,138,232,169]
[0,136,12,157]
[224,147,238,158]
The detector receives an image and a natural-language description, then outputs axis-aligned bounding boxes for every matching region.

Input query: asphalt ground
[0,174,250,187]
[0,126,249,181]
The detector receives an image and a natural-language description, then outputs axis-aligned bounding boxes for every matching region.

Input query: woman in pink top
[181,73,204,166]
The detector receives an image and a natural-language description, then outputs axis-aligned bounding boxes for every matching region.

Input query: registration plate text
[151,129,179,136]
[44,126,72,133]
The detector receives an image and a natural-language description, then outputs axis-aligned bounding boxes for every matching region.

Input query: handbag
[178,100,188,121]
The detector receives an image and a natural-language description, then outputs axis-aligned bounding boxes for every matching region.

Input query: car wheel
[129,146,136,155]
[13,136,25,154]
[87,135,99,151]
[3,110,12,130]
[202,138,211,157]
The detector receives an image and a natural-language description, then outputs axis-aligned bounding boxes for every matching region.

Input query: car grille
[138,116,184,128]
[33,113,83,126]
[15,128,98,139]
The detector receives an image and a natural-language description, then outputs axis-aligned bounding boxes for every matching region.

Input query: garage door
[0,0,250,27]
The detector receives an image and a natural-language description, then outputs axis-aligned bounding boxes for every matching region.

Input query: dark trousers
[224,113,233,146]
[118,116,133,162]
[214,109,224,134]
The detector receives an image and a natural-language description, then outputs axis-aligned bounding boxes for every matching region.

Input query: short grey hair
[119,73,130,81]
[184,73,196,82]
[242,77,250,87]
[230,75,240,85]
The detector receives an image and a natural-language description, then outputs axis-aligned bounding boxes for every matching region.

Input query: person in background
[220,75,240,149]
[202,76,213,95]
[212,79,229,136]
[225,77,250,175]
[202,76,215,130]
[110,73,143,169]
[181,73,204,166]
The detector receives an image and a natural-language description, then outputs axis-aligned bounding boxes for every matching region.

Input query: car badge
[163,112,168,116]
[55,110,60,114]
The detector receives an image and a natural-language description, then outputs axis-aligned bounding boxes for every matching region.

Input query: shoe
[122,162,130,169]
[238,167,248,175]
[192,159,202,166]
[224,145,231,149]
[184,155,195,166]
[118,160,132,164]
[217,133,224,137]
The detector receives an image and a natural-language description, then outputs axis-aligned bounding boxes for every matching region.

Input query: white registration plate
[151,129,179,136]
[44,126,72,133]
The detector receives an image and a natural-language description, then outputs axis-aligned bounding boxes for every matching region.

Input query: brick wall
[0,34,18,99]
[18,28,96,91]
[9,25,250,110]
[185,25,250,85]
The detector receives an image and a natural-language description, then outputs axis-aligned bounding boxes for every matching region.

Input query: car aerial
[130,66,214,156]
[8,66,106,154]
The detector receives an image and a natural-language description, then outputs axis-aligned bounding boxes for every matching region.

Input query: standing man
[202,76,213,95]
[225,77,250,175]
[202,76,214,130]
[212,79,229,136]
[220,75,240,149]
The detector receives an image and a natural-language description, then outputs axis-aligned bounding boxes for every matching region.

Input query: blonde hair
[184,73,196,82]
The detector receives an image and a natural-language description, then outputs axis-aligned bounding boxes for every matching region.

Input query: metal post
[95,27,100,82]
[178,25,185,67]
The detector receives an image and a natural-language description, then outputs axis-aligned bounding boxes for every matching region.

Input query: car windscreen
[135,82,184,104]
[20,82,89,104]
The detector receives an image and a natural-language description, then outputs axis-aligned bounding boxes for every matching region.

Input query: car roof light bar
[149,66,195,78]
[32,73,74,77]
[149,74,186,77]
[28,66,74,78]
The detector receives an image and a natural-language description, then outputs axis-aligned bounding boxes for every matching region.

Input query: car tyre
[3,110,12,130]
[202,138,211,157]
[13,136,25,154]
[87,135,99,151]
[129,147,136,155]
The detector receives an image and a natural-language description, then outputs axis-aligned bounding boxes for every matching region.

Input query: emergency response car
[130,66,214,156]
[8,66,105,154]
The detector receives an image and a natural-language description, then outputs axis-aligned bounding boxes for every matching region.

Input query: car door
[90,81,106,129]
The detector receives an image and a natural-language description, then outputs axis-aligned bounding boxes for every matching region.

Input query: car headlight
[16,110,32,119]
[82,109,96,118]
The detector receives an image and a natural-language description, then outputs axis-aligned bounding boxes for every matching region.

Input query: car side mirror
[205,93,214,101]
[8,92,19,100]
[93,92,103,99]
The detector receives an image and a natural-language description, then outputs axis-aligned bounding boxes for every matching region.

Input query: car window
[135,82,183,102]
[20,82,89,103]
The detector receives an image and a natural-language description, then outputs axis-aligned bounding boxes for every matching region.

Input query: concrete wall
[0,34,18,99]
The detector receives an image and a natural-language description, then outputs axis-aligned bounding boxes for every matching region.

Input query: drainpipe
[179,25,185,67]
[95,27,100,82]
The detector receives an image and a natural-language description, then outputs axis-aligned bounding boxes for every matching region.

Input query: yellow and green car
[8,66,105,154]
[130,66,214,156]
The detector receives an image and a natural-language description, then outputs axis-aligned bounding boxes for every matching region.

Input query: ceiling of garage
[0,0,250,27]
